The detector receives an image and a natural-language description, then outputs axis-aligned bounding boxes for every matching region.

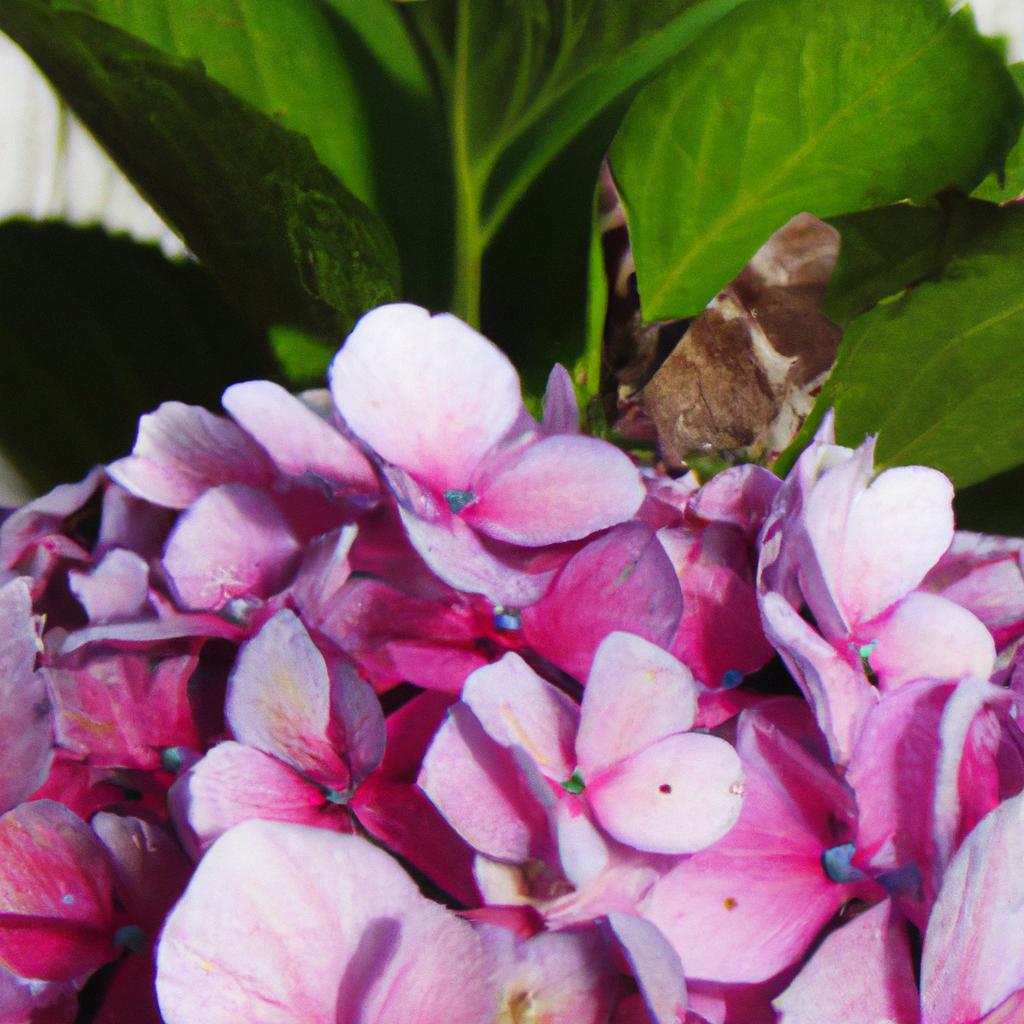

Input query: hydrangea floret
[0,302,1023,1023]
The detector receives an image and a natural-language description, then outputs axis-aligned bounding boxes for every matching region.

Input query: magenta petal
[222,380,377,492]
[0,578,52,813]
[608,913,689,1024]
[225,610,348,788]
[170,742,339,857]
[587,733,743,854]
[0,801,116,983]
[156,820,495,1024]
[921,791,1024,1024]
[522,523,683,681]
[108,402,274,509]
[330,303,523,492]
[466,435,643,546]
[418,704,549,862]
[773,900,919,1024]
[462,653,580,782]
[864,591,995,691]
[577,632,697,779]
[48,650,198,770]
[163,483,300,610]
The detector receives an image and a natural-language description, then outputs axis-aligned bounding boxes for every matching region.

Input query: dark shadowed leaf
[777,201,1024,489]
[0,221,271,492]
[973,63,1024,203]
[611,0,1023,322]
[0,0,400,343]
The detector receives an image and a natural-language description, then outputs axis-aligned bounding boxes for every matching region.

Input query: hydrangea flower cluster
[2,302,1024,1023]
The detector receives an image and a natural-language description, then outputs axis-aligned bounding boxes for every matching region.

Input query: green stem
[450,0,482,326]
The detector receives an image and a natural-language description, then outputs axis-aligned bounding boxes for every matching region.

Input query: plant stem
[450,0,482,326]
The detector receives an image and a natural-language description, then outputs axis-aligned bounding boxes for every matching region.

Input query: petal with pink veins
[330,303,523,493]
[461,653,579,782]
[773,900,919,1024]
[418,704,550,863]
[0,800,116,983]
[465,434,644,546]
[921,790,1024,1024]
[169,742,345,858]
[225,610,348,790]
[108,402,274,509]
[156,820,496,1024]
[587,732,743,855]
[328,659,385,786]
[222,380,378,492]
[577,632,697,779]
[163,483,299,610]
[863,591,995,691]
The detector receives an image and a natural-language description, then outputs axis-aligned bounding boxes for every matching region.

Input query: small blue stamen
[113,925,147,953]
[560,769,586,795]
[161,747,187,773]
[857,640,878,661]
[821,842,865,884]
[721,669,744,689]
[323,786,352,806]
[493,606,522,631]
[443,489,476,514]
[61,894,74,906]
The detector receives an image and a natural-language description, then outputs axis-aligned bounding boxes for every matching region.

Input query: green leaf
[269,324,334,389]
[48,0,450,307]
[0,221,272,492]
[0,0,400,342]
[401,0,758,323]
[611,0,1024,322]
[823,202,950,326]
[973,63,1024,203]
[777,201,1024,489]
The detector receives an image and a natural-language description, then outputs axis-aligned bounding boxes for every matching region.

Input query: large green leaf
[47,0,449,306]
[0,222,272,491]
[778,201,1024,489]
[611,0,1023,322]
[400,0,758,322]
[0,0,400,343]
[973,63,1024,203]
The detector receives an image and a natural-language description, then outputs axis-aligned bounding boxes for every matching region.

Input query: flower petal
[330,303,523,492]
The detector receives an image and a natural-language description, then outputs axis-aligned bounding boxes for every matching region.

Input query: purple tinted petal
[69,548,150,623]
[541,364,580,436]
[108,402,274,509]
[608,913,689,1024]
